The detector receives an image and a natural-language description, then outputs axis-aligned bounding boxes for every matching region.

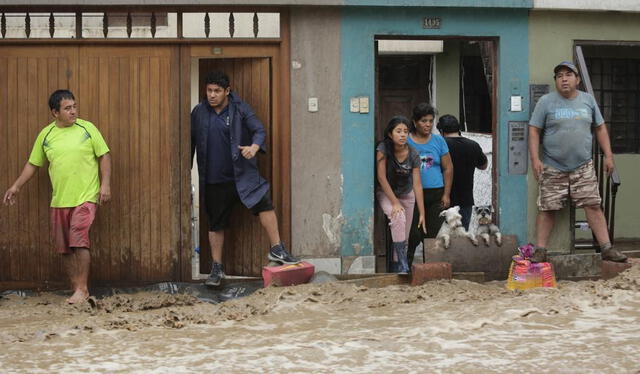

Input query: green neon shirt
[28,119,110,208]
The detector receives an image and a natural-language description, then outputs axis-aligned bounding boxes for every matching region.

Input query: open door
[188,45,290,277]
[374,38,497,272]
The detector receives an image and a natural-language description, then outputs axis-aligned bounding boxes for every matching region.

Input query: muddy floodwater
[1,266,640,374]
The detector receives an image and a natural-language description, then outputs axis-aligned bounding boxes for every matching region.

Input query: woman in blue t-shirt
[407,103,453,266]
[376,116,426,274]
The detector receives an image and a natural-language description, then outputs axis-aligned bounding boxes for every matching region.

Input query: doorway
[373,38,497,271]
[188,45,290,277]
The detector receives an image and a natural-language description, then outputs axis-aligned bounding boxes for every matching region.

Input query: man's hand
[239,144,260,159]
[3,185,19,206]
[98,184,111,205]
[531,159,544,181]
[604,155,615,176]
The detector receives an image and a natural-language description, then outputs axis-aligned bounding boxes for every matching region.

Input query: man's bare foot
[66,289,89,304]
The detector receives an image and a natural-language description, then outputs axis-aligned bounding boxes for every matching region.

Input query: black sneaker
[602,248,628,263]
[268,243,301,264]
[529,247,547,263]
[204,262,225,287]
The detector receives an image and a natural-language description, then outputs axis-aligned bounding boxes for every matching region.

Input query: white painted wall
[534,0,640,12]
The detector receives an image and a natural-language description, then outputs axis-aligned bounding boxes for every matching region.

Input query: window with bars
[586,57,640,154]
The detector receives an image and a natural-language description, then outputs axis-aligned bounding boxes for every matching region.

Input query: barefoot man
[3,89,111,303]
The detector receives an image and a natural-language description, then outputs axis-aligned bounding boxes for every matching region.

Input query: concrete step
[549,253,639,281]
[423,235,518,281]
[548,253,601,280]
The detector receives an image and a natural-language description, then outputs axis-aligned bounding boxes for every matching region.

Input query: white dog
[473,205,502,246]
[435,206,478,249]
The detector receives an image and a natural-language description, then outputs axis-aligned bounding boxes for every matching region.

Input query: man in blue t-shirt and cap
[191,71,300,287]
[528,61,627,263]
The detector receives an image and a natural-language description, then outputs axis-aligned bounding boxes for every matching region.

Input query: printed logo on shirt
[554,108,589,121]
[394,161,412,176]
[420,155,434,170]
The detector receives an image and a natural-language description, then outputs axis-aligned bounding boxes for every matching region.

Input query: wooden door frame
[178,32,291,280]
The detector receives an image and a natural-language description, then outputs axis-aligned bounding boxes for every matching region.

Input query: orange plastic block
[262,261,315,287]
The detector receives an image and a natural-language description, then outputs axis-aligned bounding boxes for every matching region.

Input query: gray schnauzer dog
[473,205,502,246]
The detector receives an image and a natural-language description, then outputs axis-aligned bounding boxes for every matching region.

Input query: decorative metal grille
[0,11,280,39]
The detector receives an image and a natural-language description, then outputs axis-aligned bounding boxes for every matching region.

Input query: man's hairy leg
[209,230,224,264]
[535,210,556,248]
[583,205,610,246]
[64,248,90,304]
[259,210,281,247]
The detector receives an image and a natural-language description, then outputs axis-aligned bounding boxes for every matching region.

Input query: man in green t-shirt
[3,90,112,304]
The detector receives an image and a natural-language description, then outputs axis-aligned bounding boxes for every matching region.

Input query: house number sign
[423,17,441,29]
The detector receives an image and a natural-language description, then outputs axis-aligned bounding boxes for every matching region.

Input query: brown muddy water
[1,266,640,374]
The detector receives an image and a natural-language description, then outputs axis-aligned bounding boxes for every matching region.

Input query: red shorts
[50,202,97,254]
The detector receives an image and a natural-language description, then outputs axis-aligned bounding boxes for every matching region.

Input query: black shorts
[204,182,274,231]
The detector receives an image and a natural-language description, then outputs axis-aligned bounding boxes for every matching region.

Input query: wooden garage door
[0,46,79,287]
[78,46,181,283]
[0,45,181,288]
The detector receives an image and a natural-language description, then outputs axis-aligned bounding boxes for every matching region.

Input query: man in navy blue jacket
[191,71,299,287]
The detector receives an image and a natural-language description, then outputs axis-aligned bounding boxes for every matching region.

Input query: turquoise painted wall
[340,7,530,256]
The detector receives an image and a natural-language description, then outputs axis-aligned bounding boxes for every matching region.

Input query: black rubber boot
[393,242,409,274]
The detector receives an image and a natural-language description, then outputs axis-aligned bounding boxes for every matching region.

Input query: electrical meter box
[508,121,528,175]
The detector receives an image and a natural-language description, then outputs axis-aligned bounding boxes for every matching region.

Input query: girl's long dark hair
[380,115,411,159]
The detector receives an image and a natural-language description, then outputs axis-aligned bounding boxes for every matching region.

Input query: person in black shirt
[438,115,488,230]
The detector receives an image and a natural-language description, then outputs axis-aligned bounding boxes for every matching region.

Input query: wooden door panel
[197,57,272,277]
[78,46,181,282]
[0,46,78,285]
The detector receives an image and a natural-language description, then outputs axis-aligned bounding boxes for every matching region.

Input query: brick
[262,262,315,287]
[601,258,639,280]
[411,262,452,286]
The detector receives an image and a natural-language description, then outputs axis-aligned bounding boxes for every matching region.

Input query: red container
[411,262,452,286]
[262,261,315,287]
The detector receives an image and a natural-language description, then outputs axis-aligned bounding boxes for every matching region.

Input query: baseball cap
[554,61,579,75]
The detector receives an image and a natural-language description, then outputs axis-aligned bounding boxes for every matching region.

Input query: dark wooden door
[374,55,431,271]
[196,56,281,277]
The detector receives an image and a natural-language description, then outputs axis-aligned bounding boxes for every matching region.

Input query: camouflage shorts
[537,160,601,211]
